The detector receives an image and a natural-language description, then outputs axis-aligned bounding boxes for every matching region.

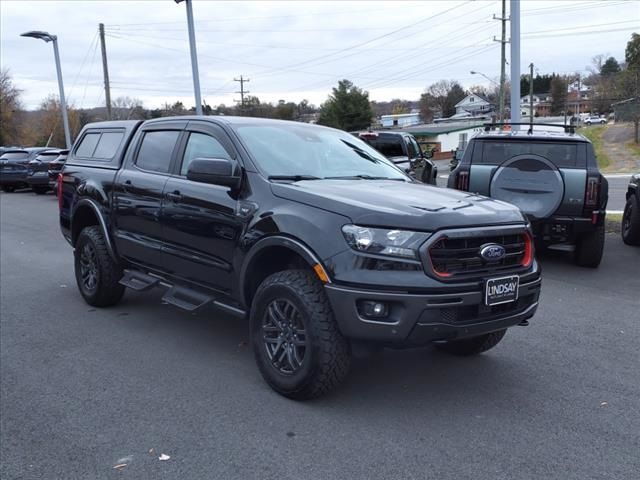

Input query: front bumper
[325,272,541,346]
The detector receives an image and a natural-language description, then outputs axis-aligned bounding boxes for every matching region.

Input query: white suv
[584,116,606,125]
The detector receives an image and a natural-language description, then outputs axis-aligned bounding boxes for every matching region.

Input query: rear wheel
[1,185,16,193]
[622,196,640,245]
[250,269,351,400]
[74,226,125,307]
[435,329,507,356]
[575,223,605,267]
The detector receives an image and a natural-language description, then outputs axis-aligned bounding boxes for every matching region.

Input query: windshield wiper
[268,175,322,182]
[326,175,406,181]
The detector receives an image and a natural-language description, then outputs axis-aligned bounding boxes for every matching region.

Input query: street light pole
[21,31,71,148]
[175,0,203,115]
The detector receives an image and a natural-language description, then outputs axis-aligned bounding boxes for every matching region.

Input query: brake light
[58,173,63,210]
[521,231,533,268]
[585,177,600,208]
[455,170,470,191]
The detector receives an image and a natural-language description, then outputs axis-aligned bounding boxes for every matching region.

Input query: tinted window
[181,132,230,176]
[235,124,407,180]
[361,136,404,158]
[136,131,180,173]
[93,132,124,159]
[1,152,29,160]
[75,132,100,157]
[478,141,582,168]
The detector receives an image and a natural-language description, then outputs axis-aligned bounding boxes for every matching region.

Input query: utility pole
[99,23,112,120]
[529,63,534,132]
[234,76,250,112]
[175,0,203,115]
[493,0,508,122]
[510,0,521,127]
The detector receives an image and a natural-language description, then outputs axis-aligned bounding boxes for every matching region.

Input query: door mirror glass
[186,157,241,189]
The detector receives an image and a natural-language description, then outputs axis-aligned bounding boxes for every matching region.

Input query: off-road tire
[74,226,125,307]
[250,269,351,400]
[435,329,507,356]
[622,196,640,245]
[1,185,16,193]
[32,186,49,195]
[575,223,605,268]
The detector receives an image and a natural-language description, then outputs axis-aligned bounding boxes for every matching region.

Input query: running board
[119,269,160,291]
[161,286,213,312]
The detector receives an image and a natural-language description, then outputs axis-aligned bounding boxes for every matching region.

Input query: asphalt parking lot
[1,191,639,480]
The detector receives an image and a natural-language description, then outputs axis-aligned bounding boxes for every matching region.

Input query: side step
[161,286,214,312]
[119,269,160,291]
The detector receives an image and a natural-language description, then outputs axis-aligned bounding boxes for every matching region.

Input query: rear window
[1,152,29,160]
[74,130,125,160]
[362,136,405,158]
[478,141,582,168]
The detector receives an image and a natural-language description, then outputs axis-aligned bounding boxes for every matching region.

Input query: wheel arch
[71,199,118,261]
[240,236,330,308]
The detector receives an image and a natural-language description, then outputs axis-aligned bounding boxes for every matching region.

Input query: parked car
[48,149,69,194]
[60,117,541,400]
[354,131,437,184]
[448,123,608,267]
[622,173,640,246]
[584,116,606,125]
[0,147,58,192]
[27,149,64,194]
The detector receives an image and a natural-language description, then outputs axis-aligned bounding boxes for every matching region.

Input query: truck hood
[271,180,525,231]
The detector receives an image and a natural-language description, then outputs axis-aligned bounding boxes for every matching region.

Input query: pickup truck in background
[60,116,541,399]
[354,131,437,184]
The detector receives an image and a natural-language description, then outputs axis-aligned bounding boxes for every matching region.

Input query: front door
[160,122,244,294]
[113,125,183,270]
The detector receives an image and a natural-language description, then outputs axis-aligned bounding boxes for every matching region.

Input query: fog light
[358,300,389,318]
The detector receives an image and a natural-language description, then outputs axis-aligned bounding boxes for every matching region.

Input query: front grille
[427,229,531,279]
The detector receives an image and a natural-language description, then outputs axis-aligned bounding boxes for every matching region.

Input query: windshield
[235,124,408,180]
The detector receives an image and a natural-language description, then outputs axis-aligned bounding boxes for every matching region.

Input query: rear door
[470,139,586,219]
[160,121,243,293]
[112,121,185,270]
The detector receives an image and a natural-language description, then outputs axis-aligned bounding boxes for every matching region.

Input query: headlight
[341,225,429,259]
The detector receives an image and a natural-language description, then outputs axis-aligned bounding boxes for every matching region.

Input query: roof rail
[483,122,576,134]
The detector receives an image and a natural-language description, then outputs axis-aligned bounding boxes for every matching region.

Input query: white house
[380,112,422,128]
[454,94,493,116]
[402,123,485,153]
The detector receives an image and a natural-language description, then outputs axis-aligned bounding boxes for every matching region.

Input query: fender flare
[239,235,330,305]
[71,198,118,262]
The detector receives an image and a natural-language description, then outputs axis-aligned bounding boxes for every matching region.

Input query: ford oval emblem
[480,243,506,261]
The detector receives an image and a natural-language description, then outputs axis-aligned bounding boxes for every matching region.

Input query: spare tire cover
[490,154,564,219]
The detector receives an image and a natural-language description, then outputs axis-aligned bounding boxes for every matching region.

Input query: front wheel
[250,270,351,400]
[435,329,507,356]
[32,186,49,195]
[74,226,125,307]
[622,196,640,245]
[1,185,16,193]
[575,223,605,267]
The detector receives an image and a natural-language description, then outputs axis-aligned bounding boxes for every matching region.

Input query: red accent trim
[521,232,533,268]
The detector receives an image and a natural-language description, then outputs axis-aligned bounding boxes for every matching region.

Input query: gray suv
[448,123,608,267]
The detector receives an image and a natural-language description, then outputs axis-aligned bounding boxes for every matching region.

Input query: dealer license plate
[485,275,519,306]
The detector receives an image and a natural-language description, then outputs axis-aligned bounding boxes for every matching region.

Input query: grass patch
[580,126,610,169]
[606,213,623,234]
[624,139,640,158]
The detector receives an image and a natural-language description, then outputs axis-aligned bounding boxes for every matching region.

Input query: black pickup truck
[60,117,541,399]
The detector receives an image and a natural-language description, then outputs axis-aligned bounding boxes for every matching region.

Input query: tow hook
[518,320,530,326]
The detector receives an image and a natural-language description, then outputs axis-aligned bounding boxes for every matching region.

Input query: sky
[1,0,638,111]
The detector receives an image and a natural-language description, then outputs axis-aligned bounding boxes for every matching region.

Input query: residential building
[520,93,552,117]
[400,122,484,159]
[380,112,422,128]
[454,94,493,116]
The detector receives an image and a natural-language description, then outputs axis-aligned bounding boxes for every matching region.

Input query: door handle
[166,190,183,202]
[122,179,132,192]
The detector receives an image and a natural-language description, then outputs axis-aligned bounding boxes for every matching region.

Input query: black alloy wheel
[262,299,307,375]
[79,242,98,293]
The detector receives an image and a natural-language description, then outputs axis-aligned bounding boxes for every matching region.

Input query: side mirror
[186,157,241,189]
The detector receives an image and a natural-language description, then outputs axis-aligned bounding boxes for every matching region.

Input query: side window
[93,132,124,159]
[136,130,180,173]
[75,132,100,157]
[181,132,231,176]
